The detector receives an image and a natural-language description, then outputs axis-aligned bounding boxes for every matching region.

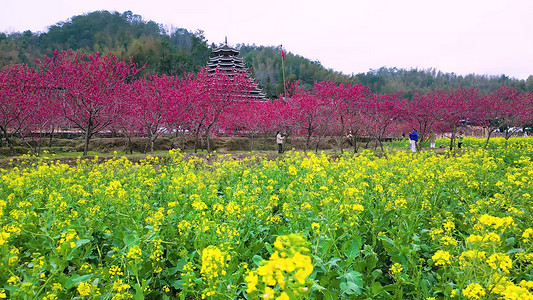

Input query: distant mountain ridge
[1,10,531,97]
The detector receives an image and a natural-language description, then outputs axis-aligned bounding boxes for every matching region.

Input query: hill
[1,10,531,97]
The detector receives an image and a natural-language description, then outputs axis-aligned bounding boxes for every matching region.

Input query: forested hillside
[1,10,532,98]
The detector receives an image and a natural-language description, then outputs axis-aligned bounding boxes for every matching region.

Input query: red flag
[281,46,285,61]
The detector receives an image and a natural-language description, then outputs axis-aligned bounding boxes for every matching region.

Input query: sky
[1,0,532,79]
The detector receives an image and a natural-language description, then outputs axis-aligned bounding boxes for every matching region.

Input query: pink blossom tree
[0,63,40,154]
[184,68,253,153]
[405,90,445,148]
[432,88,482,150]
[37,51,140,156]
[480,86,533,146]
[322,81,370,153]
[360,92,406,152]
[286,81,333,151]
[130,74,181,154]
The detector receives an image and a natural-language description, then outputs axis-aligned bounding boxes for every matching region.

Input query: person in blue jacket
[409,129,419,152]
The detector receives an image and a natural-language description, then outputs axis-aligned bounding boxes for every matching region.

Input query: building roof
[207,39,266,100]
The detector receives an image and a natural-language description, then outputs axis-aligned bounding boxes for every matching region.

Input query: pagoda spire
[225,36,227,45]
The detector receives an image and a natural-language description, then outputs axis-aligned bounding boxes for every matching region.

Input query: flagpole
[281,45,287,100]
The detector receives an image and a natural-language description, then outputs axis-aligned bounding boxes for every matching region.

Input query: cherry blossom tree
[323,81,370,153]
[130,74,181,154]
[480,86,533,146]
[37,51,140,156]
[431,88,482,150]
[0,63,40,154]
[405,90,445,147]
[286,81,333,151]
[360,92,406,152]
[183,68,252,153]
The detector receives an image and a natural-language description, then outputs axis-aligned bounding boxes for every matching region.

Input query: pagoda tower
[207,38,266,100]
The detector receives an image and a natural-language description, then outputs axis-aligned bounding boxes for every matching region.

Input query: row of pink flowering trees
[1,51,254,155]
[1,51,533,155]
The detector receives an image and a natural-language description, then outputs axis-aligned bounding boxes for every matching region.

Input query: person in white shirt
[276,131,285,153]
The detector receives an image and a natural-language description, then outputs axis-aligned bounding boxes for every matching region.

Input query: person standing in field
[457,132,464,149]
[430,132,437,148]
[409,129,419,152]
[276,131,285,154]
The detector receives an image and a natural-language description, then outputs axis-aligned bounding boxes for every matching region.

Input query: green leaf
[340,281,363,296]
[346,237,362,259]
[64,274,93,289]
[311,282,326,292]
[252,255,264,267]
[377,235,398,254]
[371,269,383,280]
[75,239,91,247]
[371,282,383,295]
[133,283,144,300]
[507,248,524,254]
[343,271,363,286]
[311,283,335,299]
[123,233,137,246]
[325,257,341,268]
[170,279,183,289]
[339,270,364,295]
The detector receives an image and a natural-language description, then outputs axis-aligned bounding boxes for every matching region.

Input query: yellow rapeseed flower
[463,282,486,299]
[432,250,452,266]
[77,282,92,296]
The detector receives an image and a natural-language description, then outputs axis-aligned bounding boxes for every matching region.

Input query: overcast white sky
[1,0,532,79]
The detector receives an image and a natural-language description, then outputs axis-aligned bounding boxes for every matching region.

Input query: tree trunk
[505,130,511,147]
[205,124,214,153]
[149,128,157,155]
[49,125,55,148]
[305,130,312,150]
[449,132,456,151]
[484,129,494,148]
[83,120,93,156]
[127,134,133,154]
[193,124,202,153]
[83,131,90,156]
[250,133,255,151]
[314,134,322,153]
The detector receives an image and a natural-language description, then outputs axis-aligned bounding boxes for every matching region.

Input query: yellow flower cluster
[459,250,486,269]
[112,279,132,300]
[390,263,403,275]
[486,253,513,273]
[200,245,229,280]
[0,231,10,245]
[523,228,533,243]
[245,234,313,299]
[478,214,514,231]
[77,282,99,297]
[109,265,123,277]
[57,228,78,249]
[432,250,452,266]
[126,245,142,260]
[463,282,486,299]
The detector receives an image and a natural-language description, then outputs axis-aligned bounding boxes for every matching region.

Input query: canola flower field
[1,137,533,299]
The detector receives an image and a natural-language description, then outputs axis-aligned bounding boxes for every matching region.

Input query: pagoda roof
[208,62,247,68]
[212,44,239,56]
[206,38,266,100]
[209,55,244,61]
